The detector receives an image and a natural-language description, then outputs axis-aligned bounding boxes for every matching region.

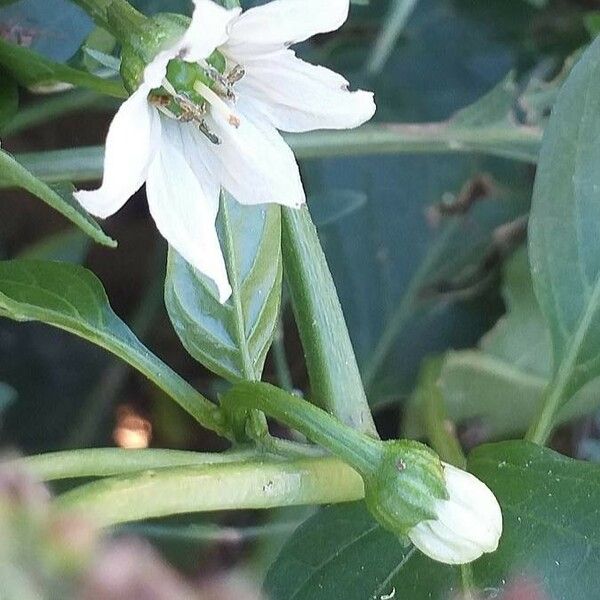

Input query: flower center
[149,50,244,145]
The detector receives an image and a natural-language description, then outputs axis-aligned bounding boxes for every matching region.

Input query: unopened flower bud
[223,382,503,565]
[407,462,502,564]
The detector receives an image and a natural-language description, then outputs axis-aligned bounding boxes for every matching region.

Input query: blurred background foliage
[1,0,599,590]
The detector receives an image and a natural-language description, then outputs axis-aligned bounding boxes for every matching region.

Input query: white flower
[407,462,503,564]
[74,0,376,302]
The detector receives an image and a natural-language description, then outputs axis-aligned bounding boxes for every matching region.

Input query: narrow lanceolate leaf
[0,260,228,437]
[0,36,125,97]
[265,442,600,600]
[165,197,282,382]
[0,149,115,248]
[529,36,600,403]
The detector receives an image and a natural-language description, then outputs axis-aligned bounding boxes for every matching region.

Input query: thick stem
[70,0,149,44]
[20,448,257,481]
[55,456,364,527]
[226,383,382,477]
[282,206,378,437]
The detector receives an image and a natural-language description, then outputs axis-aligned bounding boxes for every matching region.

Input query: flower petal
[227,0,349,55]
[146,120,232,303]
[74,85,160,218]
[233,49,376,132]
[200,101,305,208]
[179,0,241,63]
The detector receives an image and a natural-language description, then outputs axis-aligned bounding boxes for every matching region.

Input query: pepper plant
[0,0,599,598]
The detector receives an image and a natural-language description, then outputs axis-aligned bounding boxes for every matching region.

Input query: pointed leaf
[529,35,600,399]
[165,197,282,382]
[0,149,115,247]
[0,260,226,435]
[0,36,125,97]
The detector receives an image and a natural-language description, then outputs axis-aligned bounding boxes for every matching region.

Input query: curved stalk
[54,457,364,527]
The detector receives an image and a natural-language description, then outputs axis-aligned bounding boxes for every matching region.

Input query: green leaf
[165,197,282,382]
[0,149,115,248]
[0,36,125,97]
[265,441,600,599]
[406,250,600,439]
[528,36,600,439]
[0,260,228,437]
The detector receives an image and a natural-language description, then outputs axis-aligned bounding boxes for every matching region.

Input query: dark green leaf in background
[266,442,600,600]
[165,198,282,382]
[304,0,533,405]
[406,250,600,440]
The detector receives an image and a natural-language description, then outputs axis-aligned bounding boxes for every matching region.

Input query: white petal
[146,120,232,303]
[74,85,160,218]
[200,101,305,208]
[233,49,375,132]
[179,0,241,63]
[227,0,349,56]
[409,519,484,565]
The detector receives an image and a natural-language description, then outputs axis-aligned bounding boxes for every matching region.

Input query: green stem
[1,120,540,187]
[54,456,364,527]
[526,275,600,445]
[365,0,419,75]
[219,195,269,442]
[419,359,466,468]
[272,313,294,392]
[20,448,257,481]
[525,380,568,445]
[282,206,378,436]
[460,564,476,600]
[70,0,149,43]
[225,382,382,477]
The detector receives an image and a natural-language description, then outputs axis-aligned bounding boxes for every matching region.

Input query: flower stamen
[194,80,241,128]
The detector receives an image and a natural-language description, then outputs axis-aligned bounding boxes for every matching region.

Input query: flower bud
[407,462,503,564]
[363,440,448,536]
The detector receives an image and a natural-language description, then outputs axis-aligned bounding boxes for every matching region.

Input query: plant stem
[527,275,600,445]
[226,383,382,477]
[419,359,466,468]
[70,0,149,42]
[20,448,257,481]
[365,0,419,75]
[54,456,364,527]
[1,121,540,187]
[272,313,294,392]
[282,206,378,436]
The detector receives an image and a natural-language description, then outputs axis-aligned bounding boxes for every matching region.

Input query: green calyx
[118,12,227,101]
[363,439,448,536]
